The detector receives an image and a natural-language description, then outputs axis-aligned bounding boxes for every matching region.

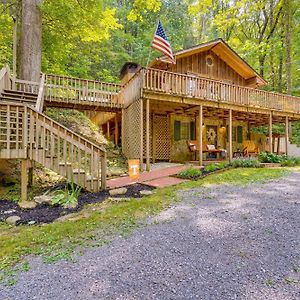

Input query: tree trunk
[19,0,42,82]
[284,0,292,94]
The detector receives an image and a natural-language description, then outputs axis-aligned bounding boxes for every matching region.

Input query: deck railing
[143,68,300,114]
[45,74,123,107]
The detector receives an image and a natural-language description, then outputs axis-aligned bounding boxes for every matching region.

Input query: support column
[269,112,273,153]
[107,121,110,139]
[146,99,150,171]
[21,160,29,202]
[285,116,289,155]
[121,108,124,151]
[198,104,203,166]
[140,99,144,171]
[114,115,118,145]
[229,109,233,162]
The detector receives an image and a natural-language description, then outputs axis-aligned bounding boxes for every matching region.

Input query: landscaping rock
[34,195,53,205]
[109,167,126,177]
[27,220,36,225]
[6,215,21,225]
[108,197,130,203]
[19,201,37,209]
[63,202,78,209]
[140,190,153,196]
[109,187,127,196]
[3,209,16,215]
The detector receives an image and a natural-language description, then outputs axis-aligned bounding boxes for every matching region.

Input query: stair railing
[0,64,11,94]
[36,73,45,112]
[0,102,107,191]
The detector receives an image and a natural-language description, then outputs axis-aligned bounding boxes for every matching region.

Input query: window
[237,126,243,143]
[206,55,214,67]
[226,125,243,143]
[174,121,195,141]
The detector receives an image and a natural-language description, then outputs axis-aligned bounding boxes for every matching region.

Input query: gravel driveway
[1,171,300,300]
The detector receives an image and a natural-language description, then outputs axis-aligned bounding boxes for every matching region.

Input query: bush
[232,158,260,168]
[258,152,300,167]
[204,163,218,173]
[178,168,202,180]
[51,182,82,208]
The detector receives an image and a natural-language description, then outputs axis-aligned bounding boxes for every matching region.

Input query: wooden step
[3,89,38,98]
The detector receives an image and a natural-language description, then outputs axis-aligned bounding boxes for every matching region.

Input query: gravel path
[1,171,300,300]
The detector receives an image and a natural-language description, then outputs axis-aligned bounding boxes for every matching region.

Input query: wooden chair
[242,140,259,157]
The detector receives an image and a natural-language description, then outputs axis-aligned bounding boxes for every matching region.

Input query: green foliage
[258,152,300,166]
[177,168,202,180]
[231,158,261,168]
[51,182,81,208]
[204,163,218,173]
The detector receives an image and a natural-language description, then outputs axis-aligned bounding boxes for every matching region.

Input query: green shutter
[174,120,181,141]
[237,126,243,143]
[190,121,195,140]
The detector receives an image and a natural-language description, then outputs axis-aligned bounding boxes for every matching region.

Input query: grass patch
[0,167,289,279]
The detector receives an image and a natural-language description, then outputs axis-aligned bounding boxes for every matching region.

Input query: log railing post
[199,104,203,166]
[285,116,289,155]
[229,109,233,162]
[146,98,150,171]
[269,112,273,153]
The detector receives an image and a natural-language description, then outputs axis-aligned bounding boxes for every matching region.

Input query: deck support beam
[21,159,29,202]
[121,108,124,151]
[146,99,150,171]
[269,112,273,153]
[229,109,233,163]
[114,115,118,145]
[198,104,203,166]
[285,116,289,155]
[140,99,144,171]
[107,121,110,139]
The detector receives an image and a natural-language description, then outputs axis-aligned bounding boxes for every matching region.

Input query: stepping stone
[109,187,127,196]
[144,176,188,188]
[6,215,21,226]
[19,201,37,209]
[140,190,153,196]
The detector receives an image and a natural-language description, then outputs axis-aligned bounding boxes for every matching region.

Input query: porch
[121,98,293,171]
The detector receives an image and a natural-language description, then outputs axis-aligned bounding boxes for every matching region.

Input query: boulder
[109,187,127,196]
[3,209,16,215]
[140,190,153,196]
[19,201,37,209]
[34,195,53,205]
[6,215,21,226]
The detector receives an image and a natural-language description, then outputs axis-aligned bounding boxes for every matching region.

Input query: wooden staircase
[0,89,38,107]
[0,103,106,192]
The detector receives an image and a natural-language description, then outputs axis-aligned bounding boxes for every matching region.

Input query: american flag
[151,20,175,64]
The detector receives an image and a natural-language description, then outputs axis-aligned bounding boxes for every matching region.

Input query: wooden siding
[165,50,247,86]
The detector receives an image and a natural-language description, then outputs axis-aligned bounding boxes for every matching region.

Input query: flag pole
[145,18,160,68]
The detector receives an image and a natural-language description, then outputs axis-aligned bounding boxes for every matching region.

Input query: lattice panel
[143,110,153,159]
[153,114,170,160]
[122,99,142,159]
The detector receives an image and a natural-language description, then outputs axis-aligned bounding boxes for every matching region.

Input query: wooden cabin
[118,38,300,169]
[1,38,300,200]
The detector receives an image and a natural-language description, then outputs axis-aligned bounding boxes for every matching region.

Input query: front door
[153,114,170,160]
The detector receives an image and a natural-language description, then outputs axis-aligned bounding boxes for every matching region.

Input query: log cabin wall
[166,50,247,86]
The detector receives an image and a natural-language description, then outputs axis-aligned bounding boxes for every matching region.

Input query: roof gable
[150,38,267,87]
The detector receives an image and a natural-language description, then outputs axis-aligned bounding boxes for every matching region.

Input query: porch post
[198,104,203,166]
[285,116,289,155]
[229,109,233,162]
[146,99,150,171]
[269,112,273,153]
[121,108,124,151]
[107,121,110,139]
[21,159,29,202]
[114,115,118,145]
[140,99,144,171]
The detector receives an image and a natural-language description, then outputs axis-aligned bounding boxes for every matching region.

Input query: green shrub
[258,152,282,163]
[204,163,218,173]
[232,158,260,168]
[215,161,230,170]
[177,168,202,180]
[51,182,82,208]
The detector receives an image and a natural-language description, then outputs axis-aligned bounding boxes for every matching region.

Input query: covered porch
[122,98,293,171]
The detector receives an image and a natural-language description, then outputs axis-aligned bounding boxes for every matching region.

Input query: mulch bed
[0,184,154,225]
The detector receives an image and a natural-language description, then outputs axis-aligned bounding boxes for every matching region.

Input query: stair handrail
[0,64,11,94]
[36,73,45,112]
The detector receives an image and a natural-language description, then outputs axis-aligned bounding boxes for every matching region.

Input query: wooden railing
[143,68,300,114]
[0,103,107,191]
[45,74,123,107]
[0,65,11,93]
[118,69,144,107]
[36,73,45,112]
[15,78,39,94]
